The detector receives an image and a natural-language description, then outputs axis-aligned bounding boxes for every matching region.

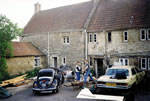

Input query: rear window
[38,71,53,77]
[106,69,129,76]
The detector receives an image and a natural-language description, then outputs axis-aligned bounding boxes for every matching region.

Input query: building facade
[23,0,150,76]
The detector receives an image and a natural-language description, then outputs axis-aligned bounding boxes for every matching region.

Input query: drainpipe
[48,32,50,67]
[84,29,88,60]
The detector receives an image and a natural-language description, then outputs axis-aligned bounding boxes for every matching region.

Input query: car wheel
[55,79,59,93]
[33,90,38,95]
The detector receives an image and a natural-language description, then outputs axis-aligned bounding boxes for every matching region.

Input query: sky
[0,0,90,28]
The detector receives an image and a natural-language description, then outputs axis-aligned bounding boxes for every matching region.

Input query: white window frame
[63,36,70,44]
[140,29,146,41]
[141,58,147,70]
[62,57,66,65]
[119,58,129,66]
[123,31,128,42]
[147,28,150,40]
[148,58,150,70]
[34,56,41,67]
[93,33,97,43]
[89,33,92,43]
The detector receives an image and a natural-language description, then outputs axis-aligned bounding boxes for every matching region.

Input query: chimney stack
[35,2,41,13]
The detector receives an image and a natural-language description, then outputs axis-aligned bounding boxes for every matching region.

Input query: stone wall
[88,28,150,70]
[106,29,150,55]
[88,32,105,56]
[7,56,46,75]
[22,31,85,68]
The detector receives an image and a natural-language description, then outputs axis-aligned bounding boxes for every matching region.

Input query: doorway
[95,59,104,77]
[53,57,57,67]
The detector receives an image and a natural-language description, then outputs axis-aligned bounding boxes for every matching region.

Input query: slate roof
[24,1,93,34]
[87,0,150,32]
[12,42,44,57]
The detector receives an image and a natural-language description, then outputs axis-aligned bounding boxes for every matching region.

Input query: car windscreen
[106,69,129,76]
[38,71,53,77]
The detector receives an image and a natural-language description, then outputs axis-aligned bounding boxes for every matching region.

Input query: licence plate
[106,83,116,87]
[42,83,46,87]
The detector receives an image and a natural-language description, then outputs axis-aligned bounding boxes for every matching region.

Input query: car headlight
[33,83,37,88]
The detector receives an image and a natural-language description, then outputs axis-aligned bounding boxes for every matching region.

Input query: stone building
[7,42,46,75]
[22,1,95,68]
[22,0,150,76]
[87,0,150,77]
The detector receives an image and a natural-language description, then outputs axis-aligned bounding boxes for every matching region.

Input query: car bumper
[32,87,57,92]
[96,84,131,89]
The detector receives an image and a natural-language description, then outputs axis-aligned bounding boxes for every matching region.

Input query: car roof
[109,66,135,69]
[39,67,60,72]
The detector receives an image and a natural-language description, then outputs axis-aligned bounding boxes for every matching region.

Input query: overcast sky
[0,0,90,28]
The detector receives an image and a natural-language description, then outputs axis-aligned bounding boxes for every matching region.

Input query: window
[94,33,97,42]
[63,36,70,44]
[119,58,129,66]
[89,57,93,66]
[141,58,147,69]
[34,56,40,67]
[123,31,128,42]
[62,57,66,65]
[89,33,92,42]
[148,58,150,70]
[140,29,146,41]
[108,32,111,42]
[131,68,136,75]
[147,29,150,40]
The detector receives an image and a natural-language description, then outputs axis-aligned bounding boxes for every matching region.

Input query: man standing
[83,60,94,83]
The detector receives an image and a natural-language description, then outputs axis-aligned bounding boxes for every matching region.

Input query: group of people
[75,60,94,83]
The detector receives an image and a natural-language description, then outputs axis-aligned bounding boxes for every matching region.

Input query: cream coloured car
[96,66,145,90]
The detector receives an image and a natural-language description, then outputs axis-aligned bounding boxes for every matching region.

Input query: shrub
[26,68,40,79]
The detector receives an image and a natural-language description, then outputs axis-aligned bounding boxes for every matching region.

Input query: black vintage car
[32,67,64,94]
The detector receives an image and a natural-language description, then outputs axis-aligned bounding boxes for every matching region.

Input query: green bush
[26,68,40,79]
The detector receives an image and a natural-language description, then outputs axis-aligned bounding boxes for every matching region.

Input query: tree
[0,15,22,82]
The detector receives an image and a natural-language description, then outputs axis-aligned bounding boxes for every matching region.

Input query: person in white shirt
[75,61,81,81]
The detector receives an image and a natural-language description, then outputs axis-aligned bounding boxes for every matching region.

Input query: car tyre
[33,90,38,95]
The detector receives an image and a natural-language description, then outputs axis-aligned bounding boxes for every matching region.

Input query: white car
[96,66,145,90]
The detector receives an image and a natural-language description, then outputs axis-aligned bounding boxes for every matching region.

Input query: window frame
[93,33,97,43]
[147,28,150,40]
[140,29,146,41]
[119,58,129,66]
[89,33,93,43]
[123,31,128,42]
[34,56,41,67]
[148,58,150,70]
[62,57,66,65]
[141,58,147,70]
[63,36,70,44]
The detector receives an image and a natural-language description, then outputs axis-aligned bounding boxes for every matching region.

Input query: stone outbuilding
[7,42,46,75]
